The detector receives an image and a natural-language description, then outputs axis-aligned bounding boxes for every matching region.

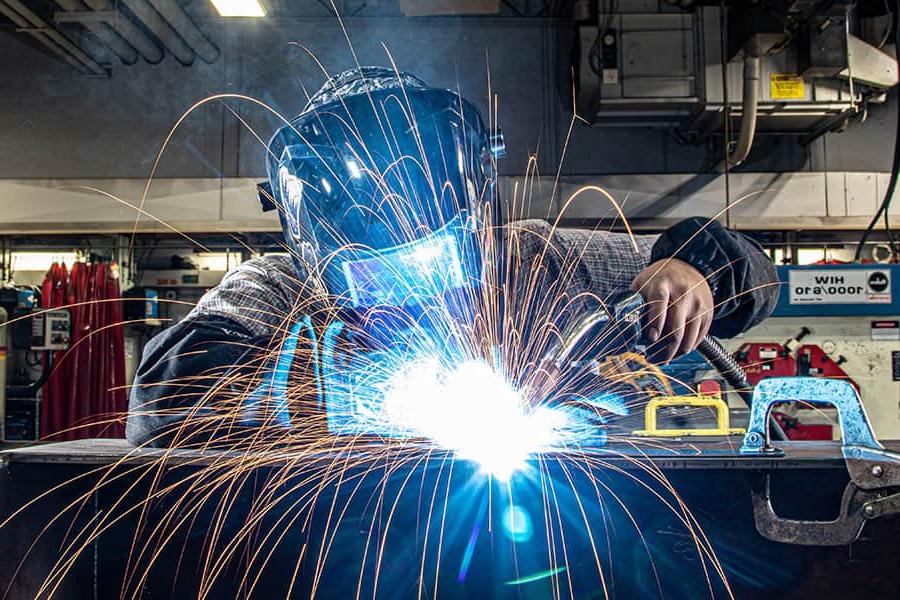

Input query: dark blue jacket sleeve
[126,315,272,448]
[651,217,780,338]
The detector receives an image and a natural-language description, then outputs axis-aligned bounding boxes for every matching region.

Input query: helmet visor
[267,91,492,307]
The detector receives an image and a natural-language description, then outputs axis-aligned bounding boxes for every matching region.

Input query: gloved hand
[630,258,714,362]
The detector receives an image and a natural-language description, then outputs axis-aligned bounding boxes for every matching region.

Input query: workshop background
[1,1,900,597]
[2,0,898,443]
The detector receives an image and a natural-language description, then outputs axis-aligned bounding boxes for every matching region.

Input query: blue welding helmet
[265,67,503,312]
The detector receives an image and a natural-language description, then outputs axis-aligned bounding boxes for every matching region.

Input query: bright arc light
[210,0,265,17]
[381,358,570,480]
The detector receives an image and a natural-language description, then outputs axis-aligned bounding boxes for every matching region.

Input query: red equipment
[735,329,856,442]
[39,260,127,440]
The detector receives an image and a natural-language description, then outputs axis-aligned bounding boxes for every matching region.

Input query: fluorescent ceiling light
[210,0,266,17]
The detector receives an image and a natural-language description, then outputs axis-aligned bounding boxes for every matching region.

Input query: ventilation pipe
[82,0,164,64]
[147,0,218,64]
[727,54,761,167]
[120,0,195,65]
[55,0,138,64]
[0,0,106,75]
[5,0,217,71]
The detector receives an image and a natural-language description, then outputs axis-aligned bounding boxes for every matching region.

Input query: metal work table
[0,437,867,466]
[3,378,900,598]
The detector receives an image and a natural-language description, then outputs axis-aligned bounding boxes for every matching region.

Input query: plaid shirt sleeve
[183,225,657,339]
[186,255,306,337]
[504,219,658,302]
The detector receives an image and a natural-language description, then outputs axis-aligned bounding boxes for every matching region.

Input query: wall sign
[789,269,892,305]
[872,320,900,341]
[770,73,806,99]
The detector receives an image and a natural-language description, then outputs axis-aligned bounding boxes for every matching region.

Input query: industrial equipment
[4,376,900,597]
[571,2,899,155]
[134,269,218,325]
[0,284,71,441]
[723,263,900,439]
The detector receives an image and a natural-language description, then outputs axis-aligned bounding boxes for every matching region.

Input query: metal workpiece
[4,378,900,553]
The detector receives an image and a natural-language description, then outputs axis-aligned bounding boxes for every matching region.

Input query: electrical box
[137,270,224,288]
[573,5,898,142]
[722,265,900,439]
[30,310,71,351]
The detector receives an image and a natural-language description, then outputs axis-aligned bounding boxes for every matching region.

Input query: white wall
[0,172,895,234]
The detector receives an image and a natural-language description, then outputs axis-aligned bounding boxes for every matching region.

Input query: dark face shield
[266,89,497,311]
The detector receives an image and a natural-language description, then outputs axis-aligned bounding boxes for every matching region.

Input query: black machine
[0,285,70,441]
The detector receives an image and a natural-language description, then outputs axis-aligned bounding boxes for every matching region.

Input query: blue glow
[346,158,362,179]
[501,505,533,543]
[341,223,466,309]
[318,323,607,478]
[240,317,311,428]
[585,391,630,416]
[457,522,480,583]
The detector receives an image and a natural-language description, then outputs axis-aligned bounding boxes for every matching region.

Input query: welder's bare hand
[630,258,714,362]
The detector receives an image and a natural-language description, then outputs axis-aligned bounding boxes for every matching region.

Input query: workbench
[2,378,899,598]
[2,434,900,599]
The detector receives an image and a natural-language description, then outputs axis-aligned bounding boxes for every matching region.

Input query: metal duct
[0,2,87,72]
[82,0,164,64]
[727,55,760,167]
[147,0,218,64]
[120,0,194,65]
[55,0,138,64]
[1,0,106,75]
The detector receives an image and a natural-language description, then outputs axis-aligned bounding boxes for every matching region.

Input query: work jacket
[126,217,779,447]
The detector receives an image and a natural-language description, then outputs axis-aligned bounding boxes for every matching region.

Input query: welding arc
[856,0,900,262]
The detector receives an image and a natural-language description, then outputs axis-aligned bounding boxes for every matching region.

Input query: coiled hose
[697,335,787,441]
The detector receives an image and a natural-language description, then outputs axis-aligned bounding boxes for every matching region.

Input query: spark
[379,357,576,480]
[505,566,567,586]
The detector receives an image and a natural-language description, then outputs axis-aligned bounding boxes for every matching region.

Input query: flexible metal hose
[697,334,787,441]
[697,336,752,404]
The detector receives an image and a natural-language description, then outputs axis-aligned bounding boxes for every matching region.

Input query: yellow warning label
[770,74,806,100]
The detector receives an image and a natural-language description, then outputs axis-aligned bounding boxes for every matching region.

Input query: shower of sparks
[0,32,792,600]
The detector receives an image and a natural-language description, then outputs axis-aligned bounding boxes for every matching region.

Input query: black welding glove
[651,217,780,339]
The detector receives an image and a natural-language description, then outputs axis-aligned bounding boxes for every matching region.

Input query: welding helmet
[264,67,504,313]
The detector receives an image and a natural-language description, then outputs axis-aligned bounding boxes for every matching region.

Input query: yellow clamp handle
[632,394,746,437]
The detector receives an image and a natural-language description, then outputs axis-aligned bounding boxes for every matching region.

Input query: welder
[126,67,779,448]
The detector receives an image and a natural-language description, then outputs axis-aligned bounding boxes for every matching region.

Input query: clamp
[740,377,900,546]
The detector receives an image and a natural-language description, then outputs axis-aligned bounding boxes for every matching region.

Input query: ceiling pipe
[120,0,195,65]
[1,0,106,75]
[82,0,164,64]
[0,2,89,73]
[727,54,761,167]
[54,0,138,64]
[146,0,218,64]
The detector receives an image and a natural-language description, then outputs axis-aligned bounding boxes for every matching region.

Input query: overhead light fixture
[210,0,266,17]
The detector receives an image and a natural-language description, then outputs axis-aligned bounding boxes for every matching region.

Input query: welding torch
[546,291,786,440]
